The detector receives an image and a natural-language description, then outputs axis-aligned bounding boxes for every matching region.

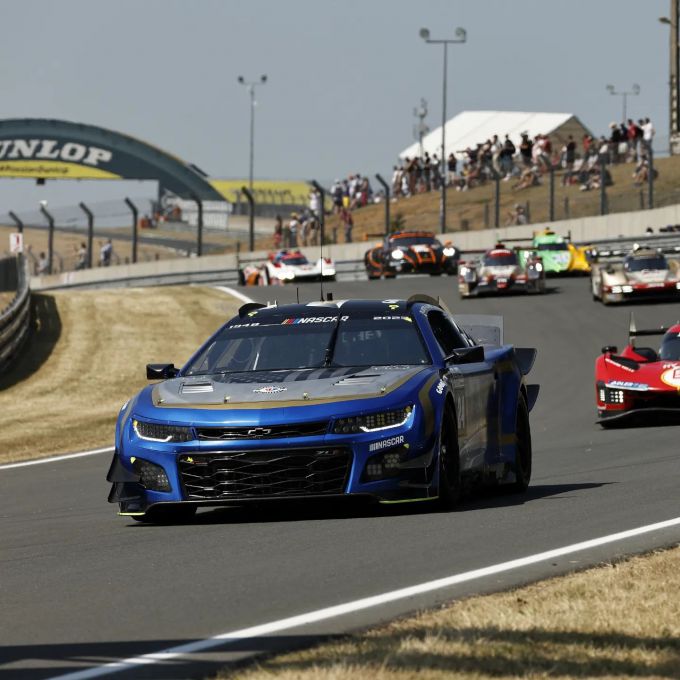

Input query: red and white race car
[239,250,336,286]
[596,316,680,426]
[458,244,545,298]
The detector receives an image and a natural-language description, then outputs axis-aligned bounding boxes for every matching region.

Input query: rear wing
[454,314,503,347]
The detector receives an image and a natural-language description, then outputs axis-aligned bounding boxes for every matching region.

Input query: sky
[0,0,672,214]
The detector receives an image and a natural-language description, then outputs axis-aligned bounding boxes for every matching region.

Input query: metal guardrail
[0,255,30,373]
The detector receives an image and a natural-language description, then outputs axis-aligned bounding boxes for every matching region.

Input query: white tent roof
[399,110,579,160]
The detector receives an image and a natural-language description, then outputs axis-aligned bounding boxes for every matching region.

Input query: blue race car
[107,295,539,522]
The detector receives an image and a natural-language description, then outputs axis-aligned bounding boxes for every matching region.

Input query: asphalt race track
[3,275,680,679]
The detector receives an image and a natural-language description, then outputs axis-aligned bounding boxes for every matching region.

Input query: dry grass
[0,286,239,463]
[219,545,680,679]
[329,155,680,242]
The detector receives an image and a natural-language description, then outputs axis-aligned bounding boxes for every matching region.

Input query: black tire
[133,505,197,524]
[437,405,462,510]
[509,394,532,492]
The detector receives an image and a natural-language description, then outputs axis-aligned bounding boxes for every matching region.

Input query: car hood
[150,365,430,409]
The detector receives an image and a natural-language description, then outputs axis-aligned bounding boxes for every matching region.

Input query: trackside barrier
[0,255,30,373]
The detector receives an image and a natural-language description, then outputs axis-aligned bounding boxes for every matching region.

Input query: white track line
[0,446,115,471]
[49,515,680,680]
[214,285,254,304]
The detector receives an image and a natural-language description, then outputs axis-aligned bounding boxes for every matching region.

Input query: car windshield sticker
[282,316,348,325]
[369,434,405,452]
[373,315,412,321]
[253,386,288,394]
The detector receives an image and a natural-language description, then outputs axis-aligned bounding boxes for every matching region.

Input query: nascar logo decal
[369,435,405,452]
[660,367,680,388]
[252,386,287,394]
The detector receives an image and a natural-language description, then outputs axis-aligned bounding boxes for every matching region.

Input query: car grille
[179,448,352,499]
[196,421,329,440]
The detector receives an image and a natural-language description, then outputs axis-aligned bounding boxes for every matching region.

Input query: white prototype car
[240,250,336,285]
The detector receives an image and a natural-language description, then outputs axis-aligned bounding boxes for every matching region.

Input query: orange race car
[364,231,460,279]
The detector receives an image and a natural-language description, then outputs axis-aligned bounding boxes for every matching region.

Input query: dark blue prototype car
[107,295,539,522]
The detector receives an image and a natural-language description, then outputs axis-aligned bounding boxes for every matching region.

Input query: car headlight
[443,247,457,257]
[534,262,543,272]
[622,285,633,293]
[391,249,404,260]
[611,285,623,294]
[333,406,413,434]
[133,419,193,442]
[459,265,468,276]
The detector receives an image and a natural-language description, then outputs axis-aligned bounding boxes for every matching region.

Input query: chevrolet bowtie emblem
[247,428,272,436]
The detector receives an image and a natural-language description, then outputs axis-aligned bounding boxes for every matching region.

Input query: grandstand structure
[399,110,591,160]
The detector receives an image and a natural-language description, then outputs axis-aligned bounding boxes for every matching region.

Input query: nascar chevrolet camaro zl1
[107,296,538,522]
[364,231,460,279]
[458,245,545,298]
[596,316,680,425]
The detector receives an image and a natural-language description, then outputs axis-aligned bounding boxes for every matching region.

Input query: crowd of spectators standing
[274,117,658,246]
[390,117,656,201]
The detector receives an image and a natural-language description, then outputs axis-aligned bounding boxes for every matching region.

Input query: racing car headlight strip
[132,419,193,443]
[442,247,457,257]
[602,388,625,404]
[391,249,405,260]
[333,406,413,434]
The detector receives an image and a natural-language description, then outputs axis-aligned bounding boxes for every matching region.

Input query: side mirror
[445,345,485,365]
[146,363,178,380]
[601,345,617,355]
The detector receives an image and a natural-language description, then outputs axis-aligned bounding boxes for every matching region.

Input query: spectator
[339,206,353,243]
[628,118,643,161]
[76,242,87,270]
[309,188,321,218]
[642,117,655,154]
[273,214,283,249]
[500,134,515,179]
[447,153,457,183]
[330,179,343,214]
[37,251,48,275]
[99,239,113,267]
[519,133,533,166]
[288,212,300,247]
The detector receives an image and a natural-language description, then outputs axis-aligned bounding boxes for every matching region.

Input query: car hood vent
[181,382,214,394]
[334,374,380,386]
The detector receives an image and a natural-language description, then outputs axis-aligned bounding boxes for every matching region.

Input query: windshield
[279,256,308,266]
[659,335,680,361]
[625,256,668,272]
[537,242,568,251]
[185,315,431,375]
[389,237,440,248]
[484,253,517,266]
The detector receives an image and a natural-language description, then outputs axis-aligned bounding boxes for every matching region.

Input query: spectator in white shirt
[642,117,655,153]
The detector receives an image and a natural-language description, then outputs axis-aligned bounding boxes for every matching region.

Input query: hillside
[327,155,680,242]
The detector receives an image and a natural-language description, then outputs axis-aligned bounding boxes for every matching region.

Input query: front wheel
[437,405,462,510]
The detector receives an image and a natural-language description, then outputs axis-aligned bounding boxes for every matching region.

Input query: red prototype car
[595,316,680,426]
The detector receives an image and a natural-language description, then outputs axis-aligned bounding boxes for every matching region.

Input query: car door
[426,310,494,472]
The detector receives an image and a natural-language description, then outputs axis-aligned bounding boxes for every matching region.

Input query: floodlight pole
[420,27,467,234]
[124,198,138,263]
[238,74,267,194]
[241,186,255,252]
[605,83,640,123]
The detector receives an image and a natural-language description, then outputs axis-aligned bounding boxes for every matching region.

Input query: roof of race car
[235,297,443,321]
[534,230,563,244]
[487,248,514,257]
